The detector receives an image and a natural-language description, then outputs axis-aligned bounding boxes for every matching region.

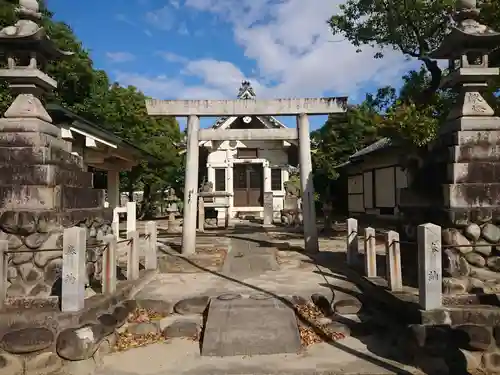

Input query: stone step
[0,165,93,187]
[0,146,83,169]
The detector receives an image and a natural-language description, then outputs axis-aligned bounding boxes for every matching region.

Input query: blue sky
[48,0,418,130]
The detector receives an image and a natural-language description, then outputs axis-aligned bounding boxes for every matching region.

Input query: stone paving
[96,223,427,375]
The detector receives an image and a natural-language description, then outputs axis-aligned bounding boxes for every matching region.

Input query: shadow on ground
[157,227,423,375]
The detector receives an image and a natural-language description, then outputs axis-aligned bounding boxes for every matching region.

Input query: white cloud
[117,0,419,101]
[145,6,175,30]
[106,52,136,63]
[156,51,189,63]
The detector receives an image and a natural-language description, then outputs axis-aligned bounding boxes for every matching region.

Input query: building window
[271,168,282,191]
[214,168,226,191]
[237,148,258,159]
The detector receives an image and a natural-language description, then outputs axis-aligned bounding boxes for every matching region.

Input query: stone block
[0,117,60,137]
[201,297,301,357]
[0,186,104,210]
[444,183,500,208]
[0,132,70,151]
[450,144,500,162]
[448,162,500,183]
[0,165,93,187]
[61,187,105,209]
[0,146,83,169]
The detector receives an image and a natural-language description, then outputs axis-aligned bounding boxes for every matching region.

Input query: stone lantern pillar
[411,0,500,293]
[0,0,111,299]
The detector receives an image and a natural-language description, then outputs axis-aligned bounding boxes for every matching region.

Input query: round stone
[56,324,104,361]
[24,233,49,250]
[0,352,23,375]
[173,296,210,315]
[98,314,118,328]
[482,223,500,244]
[217,293,242,301]
[0,327,54,354]
[473,241,492,257]
[127,322,158,336]
[311,293,334,316]
[25,351,63,375]
[464,224,481,241]
[487,256,500,272]
[162,321,198,339]
[454,324,492,351]
[442,229,473,254]
[136,299,173,316]
[249,293,271,300]
[112,306,129,327]
[483,351,500,372]
[465,252,486,267]
[333,298,362,315]
[442,277,469,295]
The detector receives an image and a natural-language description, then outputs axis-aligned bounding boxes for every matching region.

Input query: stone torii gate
[146,97,348,254]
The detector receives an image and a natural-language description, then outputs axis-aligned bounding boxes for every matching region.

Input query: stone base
[0,271,154,375]
[201,297,301,357]
[1,208,113,298]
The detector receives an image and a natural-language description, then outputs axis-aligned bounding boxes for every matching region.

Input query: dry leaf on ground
[294,302,346,346]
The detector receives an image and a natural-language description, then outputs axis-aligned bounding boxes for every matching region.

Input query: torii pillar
[145,97,348,255]
[298,113,319,253]
[182,115,200,255]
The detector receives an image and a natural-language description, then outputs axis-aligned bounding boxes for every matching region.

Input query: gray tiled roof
[335,137,395,169]
[349,137,393,159]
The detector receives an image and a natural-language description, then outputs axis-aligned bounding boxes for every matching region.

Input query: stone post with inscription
[399,0,500,295]
[0,0,111,301]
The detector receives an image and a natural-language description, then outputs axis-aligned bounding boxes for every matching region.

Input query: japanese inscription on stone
[418,224,442,310]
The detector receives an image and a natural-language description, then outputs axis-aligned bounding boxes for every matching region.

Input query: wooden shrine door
[233,164,263,207]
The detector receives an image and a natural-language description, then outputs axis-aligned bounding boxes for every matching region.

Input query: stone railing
[0,220,158,313]
[346,217,442,310]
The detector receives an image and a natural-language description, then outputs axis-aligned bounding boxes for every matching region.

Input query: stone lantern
[422,0,500,296]
[429,0,500,122]
[0,0,111,299]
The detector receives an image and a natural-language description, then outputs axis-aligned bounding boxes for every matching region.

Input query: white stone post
[126,201,136,234]
[263,192,274,226]
[297,113,318,253]
[364,227,376,277]
[145,221,157,270]
[226,161,234,226]
[127,231,140,280]
[61,227,86,312]
[385,230,403,291]
[102,234,117,294]
[418,223,442,310]
[346,218,358,266]
[0,240,7,309]
[198,196,205,232]
[182,115,200,255]
[263,163,272,193]
[107,170,120,208]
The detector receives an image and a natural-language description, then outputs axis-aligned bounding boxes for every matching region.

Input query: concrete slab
[201,297,301,357]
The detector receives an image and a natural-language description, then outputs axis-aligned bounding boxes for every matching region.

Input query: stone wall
[0,211,112,299]
[442,223,500,294]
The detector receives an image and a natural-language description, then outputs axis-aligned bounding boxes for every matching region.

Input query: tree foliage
[0,1,183,218]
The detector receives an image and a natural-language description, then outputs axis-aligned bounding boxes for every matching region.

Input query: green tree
[0,1,183,217]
